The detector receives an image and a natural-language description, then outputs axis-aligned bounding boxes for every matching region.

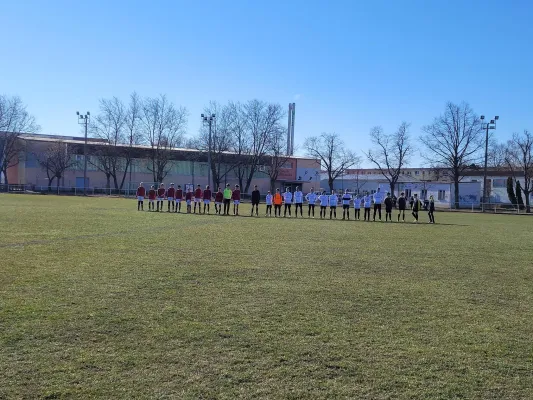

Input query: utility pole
[480,115,499,212]
[201,113,216,188]
[77,111,90,195]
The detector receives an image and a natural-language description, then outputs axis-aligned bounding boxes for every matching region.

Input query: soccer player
[157,183,166,212]
[319,191,329,219]
[294,186,304,218]
[136,182,146,211]
[194,185,203,214]
[363,192,372,221]
[329,190,339,219]
[273,188,283,217]
[175,185,183,213]
[232,184,241,215]
[353,194,362,220]
[373,187,384,221]
[283,187,293,217]
[167,183,176,212]
[305,187,317,218]
[214,187,223,215]
[412,193,422,223]
[265,190,273,217]
[185,188,193,213]
[223,184,232,215]
[203,185,212,214]
[148,185,156,211]
[251,185,260,217]
[397,192,407,222]
[341,189,352,220]
[428,195,436,224]
[384,192,393,222]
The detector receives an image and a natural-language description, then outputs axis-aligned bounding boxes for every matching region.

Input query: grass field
[1,194,532,399]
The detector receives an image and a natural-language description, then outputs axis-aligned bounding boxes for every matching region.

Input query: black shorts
[330,206,337,209]
[398,206,406,211]
[386,208,392,213]
[252,201,259,206]
[343,204,349,209]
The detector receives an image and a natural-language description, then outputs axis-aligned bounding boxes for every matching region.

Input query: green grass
[1,194,532,399]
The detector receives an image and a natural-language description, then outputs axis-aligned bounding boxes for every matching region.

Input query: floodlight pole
[201,114,216,188]
[480,115,498,212]
[77,111,90,195]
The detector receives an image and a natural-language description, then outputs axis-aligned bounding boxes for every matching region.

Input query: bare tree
[227,101,250,190]
[420,102,483,209]
[265,126,292,192]
[504,130,533,213]
[365,122,412,196]
[123,92,143,189]
[190,101,236,189]
[140,95,188,183]
[89,97,127,189]
[487,139,507,168]
[0,95,40,184]
[304,133,360,192]
[36,141,78,193]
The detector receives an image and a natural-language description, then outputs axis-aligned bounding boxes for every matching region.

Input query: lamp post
[201,113,215,188]
[77,111,90,195]
[480,115,499,212]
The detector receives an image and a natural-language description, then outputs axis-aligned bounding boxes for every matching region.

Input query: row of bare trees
[2,93,531,212]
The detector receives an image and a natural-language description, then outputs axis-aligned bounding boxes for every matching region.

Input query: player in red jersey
[194,184,203,214]
[203,185,212,214]
[232,184,241,216]
[185,188,193,213]
[174,185,183,213]
[148,185,156,211]
[136,182,146,211]
[214,187,223,215]
[157,183,166,212]
[166,183,176,212]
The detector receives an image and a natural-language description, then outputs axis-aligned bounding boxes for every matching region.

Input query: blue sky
[2,0,532,167]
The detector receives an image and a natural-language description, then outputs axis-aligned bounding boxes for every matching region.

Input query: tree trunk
[390,182,395,197]
[525,190,531,213]
[270,177,276,193]
[328,177,334,193]
[48,176,54,191]
[106,174,111,189]
[1,168,8,186]
[454,179,460,209]
[56,177,60,195]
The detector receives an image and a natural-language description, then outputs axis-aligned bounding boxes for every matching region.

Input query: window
[438,190,446,201]
[281,161,292,169]
[420,189,427,199]
[492,178,506,188]
[415,171,420,176]
[404,189,412,198]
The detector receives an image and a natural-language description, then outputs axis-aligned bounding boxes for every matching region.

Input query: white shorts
[157,197,164,201]
[149,199,155,203]
[137,196,144,201]
[215,202,222,205]
[167,197,174,201]
[175,198,182,202]
[204,200,210,204]
[194,198,201,203]
[186,200,191,205]
[234,200,240,205]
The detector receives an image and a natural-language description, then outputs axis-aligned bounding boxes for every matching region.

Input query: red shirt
[148,189,156,200]
[185,192,193,201]
[136,186,146,197]
[175,189,183,199]
[203,189,212,200]
[232,190,241,201]
[215,192,223,202]
[195,188,203,199]
[167,187,175,198]
[157,188,166,198]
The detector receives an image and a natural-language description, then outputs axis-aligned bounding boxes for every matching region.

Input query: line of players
[135,183,436,223]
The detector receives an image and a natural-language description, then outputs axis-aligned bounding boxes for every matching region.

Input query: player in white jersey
[341,189,352,220]
[293,186,304,218]
[318,191,329,219]
[363,192,372,221]
[353,194,362,220]
[329,191,339,219]
[305,187,317,218]
[265,191,273,217]
[373,187,384,221]
[283,188,293,217]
